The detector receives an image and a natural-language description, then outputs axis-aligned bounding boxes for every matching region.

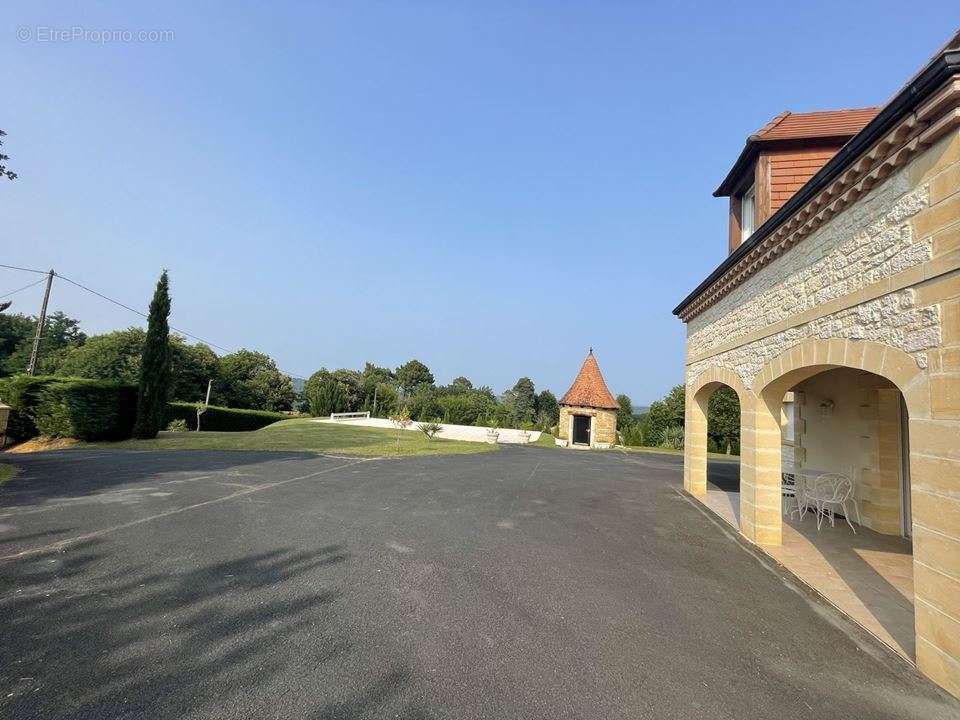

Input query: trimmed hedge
[33,379,138,441]
[0,375,71,442]
[165,402,286,432]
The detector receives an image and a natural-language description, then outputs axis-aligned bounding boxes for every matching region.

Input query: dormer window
[714,107,879,256]
[740,184,756,242]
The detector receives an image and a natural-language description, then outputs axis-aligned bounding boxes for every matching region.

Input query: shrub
[0,375,61,441]
[33,379,138,441]
[418,421,443,439]
[661,425,685,451]
[165,402,285,431]
[620,424,646,447]
[166,419,189,432]
[304,378,349,417]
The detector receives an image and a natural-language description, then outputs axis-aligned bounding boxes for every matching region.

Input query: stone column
[741,393,782,546]
[683,387,708,496]
[910,295,960,697]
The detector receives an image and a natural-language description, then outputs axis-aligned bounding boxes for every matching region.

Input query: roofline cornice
[675,36,960,320]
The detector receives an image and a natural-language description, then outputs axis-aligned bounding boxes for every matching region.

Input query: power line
[57,272,232,354]
[0,262,49,275]
[0,276,48,300]
[3,262,309,378]
[55,271,308,379]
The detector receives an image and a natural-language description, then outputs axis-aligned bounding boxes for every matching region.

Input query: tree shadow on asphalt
[0,449,333,509]
[0,540,377,719]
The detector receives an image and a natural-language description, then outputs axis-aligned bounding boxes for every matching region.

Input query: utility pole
[196,379,213,431]
[26,269,55,376]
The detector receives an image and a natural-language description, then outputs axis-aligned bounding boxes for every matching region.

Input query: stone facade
[680,124,960,696]
[558,405,617,448]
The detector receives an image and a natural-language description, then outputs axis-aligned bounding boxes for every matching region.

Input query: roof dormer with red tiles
[716,107,879,254]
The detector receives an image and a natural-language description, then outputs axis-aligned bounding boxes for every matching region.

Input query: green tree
[450,376,473,391]
[395,359,434,395]
[708,386,741,455]
[0,312,39,375]
[169,341,219,402]
[534,389,559,426]
[133,271,171,439]
[361,362,394,385]
[55,328,216,403]
[330,368,363,410]
[438,391,497,425]
[616,393,634,428]
[511,377,537,424]
[305,377,349,417]
[406,387,441,421]
[57,328,145,383]
[636,384,685,446]
[364,382,398,417]
[218,349,295,411]
[2,311,85,376]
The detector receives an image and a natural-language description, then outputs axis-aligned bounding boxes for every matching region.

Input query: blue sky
[2,3,954,403]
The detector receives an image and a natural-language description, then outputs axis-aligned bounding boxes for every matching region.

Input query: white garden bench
[329,412,371,420]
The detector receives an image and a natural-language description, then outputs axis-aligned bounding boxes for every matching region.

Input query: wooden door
[572,415,590,445]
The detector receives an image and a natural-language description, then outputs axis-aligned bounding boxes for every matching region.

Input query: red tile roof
[715,107,880,197]
[559,351,619,410]
[750,107,879,142]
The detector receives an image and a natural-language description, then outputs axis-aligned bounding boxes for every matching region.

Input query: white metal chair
[781,470,799,517]
[803,473,861,532]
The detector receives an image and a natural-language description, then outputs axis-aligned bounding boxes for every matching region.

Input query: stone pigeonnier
[557,349,619,449]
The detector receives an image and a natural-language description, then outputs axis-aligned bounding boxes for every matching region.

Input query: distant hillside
[290,376,306,393]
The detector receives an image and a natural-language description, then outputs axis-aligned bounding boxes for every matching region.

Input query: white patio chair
[804,474,860,532]
[781,470,799,517]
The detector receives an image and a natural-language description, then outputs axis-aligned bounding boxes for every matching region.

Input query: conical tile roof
[559,350,619,410]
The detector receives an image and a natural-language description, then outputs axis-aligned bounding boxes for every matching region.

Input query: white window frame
[741,184,756,242]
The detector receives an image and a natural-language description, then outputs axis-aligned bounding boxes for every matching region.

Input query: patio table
[783,468,861,531]
[781,468,831,518]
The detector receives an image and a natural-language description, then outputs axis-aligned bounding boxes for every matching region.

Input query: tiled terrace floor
[702,481,915,660]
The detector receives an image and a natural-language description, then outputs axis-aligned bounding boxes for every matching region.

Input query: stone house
[674,33,960,696]
[557,350,619,449]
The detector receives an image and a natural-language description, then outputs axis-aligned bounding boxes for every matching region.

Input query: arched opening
[755,360,916,660]
[705,386,741,493]
[684,370,747,528]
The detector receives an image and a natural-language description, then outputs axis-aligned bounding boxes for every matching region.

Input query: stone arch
[742,338,931,547]
[741,338,930,545]
[683,365,754,499]
[750,337,928,415]
[744,336,960,686]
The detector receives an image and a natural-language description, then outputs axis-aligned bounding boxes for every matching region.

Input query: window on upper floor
[741,184,756,242]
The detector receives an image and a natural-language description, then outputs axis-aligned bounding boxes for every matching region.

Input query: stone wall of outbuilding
[558,406,617,448]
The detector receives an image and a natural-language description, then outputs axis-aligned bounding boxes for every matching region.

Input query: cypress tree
[133,270,171,438]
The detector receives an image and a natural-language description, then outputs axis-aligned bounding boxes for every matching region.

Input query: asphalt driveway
[0,447,956,719]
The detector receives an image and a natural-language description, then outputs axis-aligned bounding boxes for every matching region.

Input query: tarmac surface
[1,447,956,719]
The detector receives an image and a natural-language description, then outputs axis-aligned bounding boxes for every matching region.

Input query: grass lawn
[0,464,19,485]
[533,432,557,448]
[86,418,496,457]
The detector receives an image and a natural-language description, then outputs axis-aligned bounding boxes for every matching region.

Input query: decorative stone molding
[688,171,932,355]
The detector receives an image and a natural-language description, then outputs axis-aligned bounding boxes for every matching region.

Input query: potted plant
[518,421,532,444]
